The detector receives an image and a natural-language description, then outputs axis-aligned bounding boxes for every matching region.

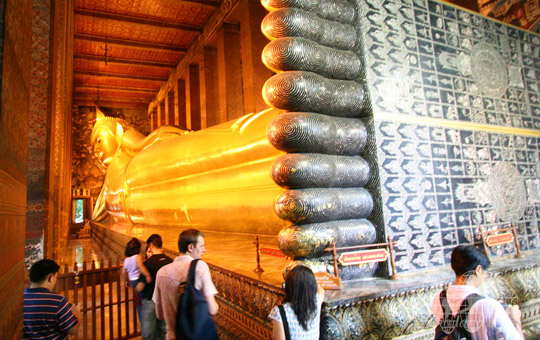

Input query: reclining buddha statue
[91,107,287,235]
[92,0,379,279]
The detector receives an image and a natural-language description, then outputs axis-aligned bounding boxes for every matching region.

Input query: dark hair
[283,265,317,331]
[178,229,203,253]
[125,238,141,257]
[29,259,60,283]
[451,245,490,277]
[146,234,163,248]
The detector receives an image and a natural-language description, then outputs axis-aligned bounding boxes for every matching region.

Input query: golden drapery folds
[91,108,287,235]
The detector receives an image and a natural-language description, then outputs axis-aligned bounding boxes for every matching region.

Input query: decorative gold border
[375,113,540,137]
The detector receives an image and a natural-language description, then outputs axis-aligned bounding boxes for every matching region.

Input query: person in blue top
[23,259,79,339]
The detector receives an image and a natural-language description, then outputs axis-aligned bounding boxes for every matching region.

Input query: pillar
[187,64,201,131]
[151,106,157,131]
[177,78,187,129]
[217,23,244,121]
[159,100,166,128]
[167,89,175,126]
[239,0,273,114]
[47,0,75,262]
[200,47,219,127]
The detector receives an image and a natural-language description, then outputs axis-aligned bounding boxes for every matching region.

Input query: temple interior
[2,0,540,339]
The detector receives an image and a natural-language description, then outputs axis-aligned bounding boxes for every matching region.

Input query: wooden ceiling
[72,0,221,109]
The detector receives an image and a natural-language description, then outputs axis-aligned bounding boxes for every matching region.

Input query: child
[122,238,152,292]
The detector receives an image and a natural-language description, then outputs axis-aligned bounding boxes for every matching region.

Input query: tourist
[432,245,524,339]
[268,265,325,340]
[140,234,173,340]
[153,229,218,340]
[122,237,152,292]
[23,259,79,339]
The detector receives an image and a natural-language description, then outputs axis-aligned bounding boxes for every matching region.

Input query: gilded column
[48,0,74,262]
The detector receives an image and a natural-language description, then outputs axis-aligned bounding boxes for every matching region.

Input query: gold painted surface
[376,113,540,137]
[92,108,287,235]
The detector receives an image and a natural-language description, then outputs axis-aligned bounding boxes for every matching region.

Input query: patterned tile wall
[356,0,540,272]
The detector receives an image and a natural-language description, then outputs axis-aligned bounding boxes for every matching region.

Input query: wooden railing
[55,259,140,340]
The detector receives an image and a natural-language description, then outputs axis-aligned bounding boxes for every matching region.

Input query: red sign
[338,248,388,266]
[486,232,514,247]
[315,271,341,290]
[259,247,287,258]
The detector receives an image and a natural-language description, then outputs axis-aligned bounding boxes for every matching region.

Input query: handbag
[175,259,219,340]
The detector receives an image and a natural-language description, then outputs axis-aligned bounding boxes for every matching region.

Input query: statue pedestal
[92,221,540,340]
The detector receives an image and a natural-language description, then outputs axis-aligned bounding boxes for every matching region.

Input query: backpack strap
[278,305,291,340]
[439,289,452,319]
[187,259,199,287]
[457,293,484,323]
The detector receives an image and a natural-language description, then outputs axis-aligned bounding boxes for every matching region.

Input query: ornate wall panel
[0,0,4,98]
[356,0,540,272]
[72,106,150,198]
[26,0,52,265]
[0,0,32,338]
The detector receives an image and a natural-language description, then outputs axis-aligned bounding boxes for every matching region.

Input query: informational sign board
[485,232,514,247]
[315,271,341,290]
[338,248,389,266]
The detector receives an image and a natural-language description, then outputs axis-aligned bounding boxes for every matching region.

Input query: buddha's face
[92,125,118,166]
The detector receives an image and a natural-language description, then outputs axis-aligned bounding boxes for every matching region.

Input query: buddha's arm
[92,187,108,221]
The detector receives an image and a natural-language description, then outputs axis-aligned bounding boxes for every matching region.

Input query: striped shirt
[23,287,78,340]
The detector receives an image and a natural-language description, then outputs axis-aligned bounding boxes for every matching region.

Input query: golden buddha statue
[91,0,377,278]
[91,107,287,235]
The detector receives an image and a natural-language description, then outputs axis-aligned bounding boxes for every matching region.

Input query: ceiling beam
[75,9,203,32]
[74,83,159,94]
[75,34,187,52]
[73,99,149,109]
[74,54,176,69]
[73,90,155,99]
[74,95,151,104]
[174,0,220,7]
[74,70,168,82]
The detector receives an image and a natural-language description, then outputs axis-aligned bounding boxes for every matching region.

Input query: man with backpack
[432,245,524,340]
[153,229,219,340]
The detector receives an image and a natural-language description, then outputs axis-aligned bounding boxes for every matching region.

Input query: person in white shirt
[432,245,524,340]
[153,229,218,340]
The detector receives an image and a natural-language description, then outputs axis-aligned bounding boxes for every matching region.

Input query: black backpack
[434,289,484,340]
[176,259,219,340]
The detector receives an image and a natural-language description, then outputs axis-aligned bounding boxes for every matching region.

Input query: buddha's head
[91,108,131,166]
